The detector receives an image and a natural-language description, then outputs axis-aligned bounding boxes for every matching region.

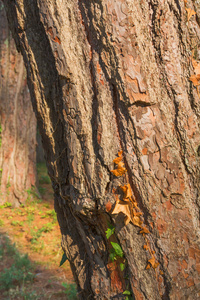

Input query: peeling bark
[3,0,200,298]
[0,1,37,205]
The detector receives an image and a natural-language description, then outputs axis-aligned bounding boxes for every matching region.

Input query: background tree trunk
[3,0,200,298]
[0,1,37,206]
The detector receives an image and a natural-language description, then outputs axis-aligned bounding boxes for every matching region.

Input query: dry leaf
[131,215,143,227]
[113,151,123,164]
[190,58,200,87]
[154,262,160,269]
[118,150,123,157]
[112,200,142,227]
[186,8,196,22]
[189,75,200,86]
[148,257,160,269]
[113,153,122,164]
[133,211,142,217]
[113,156,122,165]
[112,201,132,220]
[140,227,150,235]
[111,161,127,177]
[192,58,198,69]
[111,166,127,177]
[146,264,151,270]
[111,151,127,177]
[120,184,132,200]
[192,58,200,75]
[143,245,149,250]
[124,216,131,226]
[132,202,138,208]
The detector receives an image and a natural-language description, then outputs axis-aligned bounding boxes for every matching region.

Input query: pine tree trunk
[3,0,200,298]
[0,1,37,206]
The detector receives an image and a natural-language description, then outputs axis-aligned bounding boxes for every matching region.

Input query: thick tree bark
[3,0,200,298]
[0,1,37,205]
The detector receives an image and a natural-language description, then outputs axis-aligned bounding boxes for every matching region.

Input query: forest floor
[0,163,76,300]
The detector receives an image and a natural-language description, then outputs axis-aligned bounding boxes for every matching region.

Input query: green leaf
[120,263,125,271]
[60,252,68,267]
[123,290,131,295]
[107,223,115,230]
[109,252,116,262]
[105,227,115,239]
[111,242,123,258]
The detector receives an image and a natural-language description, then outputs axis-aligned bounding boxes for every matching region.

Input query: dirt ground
[0,163,76,299]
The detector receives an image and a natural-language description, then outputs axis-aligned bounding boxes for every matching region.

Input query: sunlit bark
[3,0,200,298]
[0,1,37,205]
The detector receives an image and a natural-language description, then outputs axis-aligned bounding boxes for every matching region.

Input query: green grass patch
[26,187,41,202]
[37,163,51,184]
[41,209,57,223]
[27,213,35,225]
[11,220,24,227]
[38,186,46,196]
[30,223,55,244]
[42,203,50,209]
[8,286,39,299]
[0,202,12,209]
[62,283,78,300]
[39,175,51,185]
[0,236,35,291]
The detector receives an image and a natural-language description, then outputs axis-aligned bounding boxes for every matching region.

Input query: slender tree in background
[3,0,200,298]
[0,1,37,206]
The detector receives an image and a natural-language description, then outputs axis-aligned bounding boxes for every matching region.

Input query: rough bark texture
[0,1,37,205]
[3,0,200,298]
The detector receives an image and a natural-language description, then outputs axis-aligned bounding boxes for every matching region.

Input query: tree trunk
[0,1,37,206]
[3,0,200,298]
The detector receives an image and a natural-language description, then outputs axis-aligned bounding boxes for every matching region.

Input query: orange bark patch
[97,130,102,144]
[189,246,200,263]
[89,49,93,60]
[142,148,148,155]
[47,27,61,44]
[105,201,112,212]
[196,264,200,274]
[54,36,61,44]
[126,87,148,104]
[185,115,197,138]
[149,221,154,229]
[189,247,196,259]
[151,212,157,219]
[163,254,169,268]
[112,188,116,194]
[187,278,194,287]
[178,259,188,270]
[182,271,189,279]
[96,61,104,85]
[164,200,173,211]
[54,50,58,58]
[107,262,124,293]
[157,218,167,234]
[47,27,54,39]
[177,172,185,194]
[96,61,101,75]
[132,287,144,300]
